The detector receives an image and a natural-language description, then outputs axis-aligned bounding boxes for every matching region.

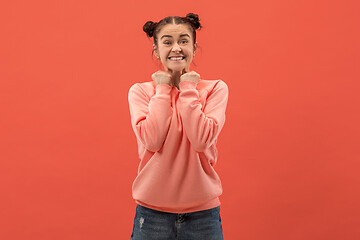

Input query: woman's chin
[168,65,187,73]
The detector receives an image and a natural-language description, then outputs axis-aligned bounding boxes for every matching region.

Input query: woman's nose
[171,43,181,52]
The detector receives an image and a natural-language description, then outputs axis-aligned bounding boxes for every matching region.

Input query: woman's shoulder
[197,79,228,92]
[128,81,156,95]
[129,79,227,95]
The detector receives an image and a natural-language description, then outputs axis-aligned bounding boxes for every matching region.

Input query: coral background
[1,0,359,239]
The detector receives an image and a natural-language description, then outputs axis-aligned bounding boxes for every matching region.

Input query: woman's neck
[171,72,181,89]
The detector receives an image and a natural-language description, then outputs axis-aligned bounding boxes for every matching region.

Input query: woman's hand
[180,70,200,84]
[152,71,172,86]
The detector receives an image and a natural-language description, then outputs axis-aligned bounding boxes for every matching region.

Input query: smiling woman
[128,13,228,240]
[155,24,195,79]
[143,13,201,89]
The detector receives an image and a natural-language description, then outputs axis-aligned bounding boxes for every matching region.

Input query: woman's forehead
[158,24,192,38]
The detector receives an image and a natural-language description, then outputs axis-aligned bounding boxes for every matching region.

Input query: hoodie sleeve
[128,83,173,152]
[177,80,228,152]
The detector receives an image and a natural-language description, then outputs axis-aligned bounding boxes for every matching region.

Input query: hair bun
[143,21,157,37]
[185,13,201,30]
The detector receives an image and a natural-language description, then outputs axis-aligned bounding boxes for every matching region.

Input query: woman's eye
[180,40,188,44]
[164,42,171,45]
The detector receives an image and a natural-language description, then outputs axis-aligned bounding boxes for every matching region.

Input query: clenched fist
[152,71,172,86]
[180,71,200,84]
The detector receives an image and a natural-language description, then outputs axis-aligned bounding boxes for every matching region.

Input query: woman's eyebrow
[160,35,172,39]
[160,34,190,40]
[179,34,190,38]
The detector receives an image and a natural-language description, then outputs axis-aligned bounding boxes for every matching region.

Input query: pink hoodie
[128,79,228,213]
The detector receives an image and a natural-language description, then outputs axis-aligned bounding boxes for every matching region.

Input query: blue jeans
[130,204,224,240]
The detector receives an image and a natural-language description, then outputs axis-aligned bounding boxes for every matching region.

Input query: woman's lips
[168,56,186,61]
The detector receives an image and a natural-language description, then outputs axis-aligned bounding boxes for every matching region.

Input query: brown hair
[143,13,202,48]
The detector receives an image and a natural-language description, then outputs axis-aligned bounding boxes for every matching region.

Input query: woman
[128,13,228,240]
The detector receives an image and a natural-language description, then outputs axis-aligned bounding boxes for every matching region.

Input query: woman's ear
[153,44,159,59]
[194,42,198,55]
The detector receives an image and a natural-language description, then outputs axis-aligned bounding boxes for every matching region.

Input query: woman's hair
[143,13,202,47]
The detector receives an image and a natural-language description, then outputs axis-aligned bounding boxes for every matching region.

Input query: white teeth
[169,57,184,61]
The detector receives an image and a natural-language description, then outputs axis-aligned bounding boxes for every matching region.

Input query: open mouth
[168,56,186,61]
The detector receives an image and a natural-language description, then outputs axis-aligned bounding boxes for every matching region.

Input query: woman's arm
[128,83,173,152]
[178,80,229,152]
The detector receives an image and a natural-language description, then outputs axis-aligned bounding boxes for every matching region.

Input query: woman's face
[154,24,196,73]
